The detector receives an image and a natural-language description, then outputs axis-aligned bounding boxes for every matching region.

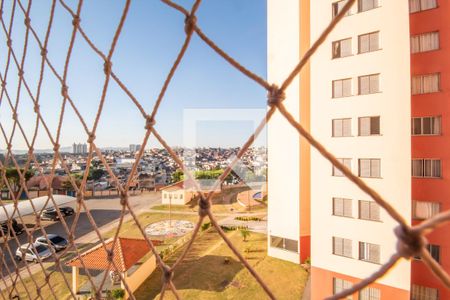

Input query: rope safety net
[0,0,449,299]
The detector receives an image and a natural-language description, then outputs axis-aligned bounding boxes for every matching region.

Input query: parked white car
[15,243,52,263]
[35,234,68,252]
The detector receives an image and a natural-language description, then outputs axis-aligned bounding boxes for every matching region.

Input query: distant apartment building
[267,0,449,299]
[129,144,141,153]
[72,143,88,154]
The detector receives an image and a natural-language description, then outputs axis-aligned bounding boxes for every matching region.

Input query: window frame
[358,241,381,264]
[411,73,441,95]
[411,116,441,136]
[333,236,353,258]
[333,197,353,218]
[410,31,440,54]
[332,0,352,19]
[333,78,353,98]
[412,200,441,220]
[358,158,381,178]
[358,116,381,136]
[332,37,353,59]
[333,158,352,177]
[358,0,380,13]
[358,31,380,54]
[409,0,438,14]
[358,200,381,222]
[412,159,442,178]
[358,74,380,95]
[332,118,352,137]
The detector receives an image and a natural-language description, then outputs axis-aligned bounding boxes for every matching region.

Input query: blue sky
[0,0,267,150]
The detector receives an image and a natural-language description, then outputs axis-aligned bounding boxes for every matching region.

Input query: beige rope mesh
[0,0,448,299]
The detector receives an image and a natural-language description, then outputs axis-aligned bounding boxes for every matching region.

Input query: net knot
[34,103,40,113]
[162,265,174,283]
[267,84,286,106]
[12,112,18,121]
[76,192,83,203]
[184,14,197,34]
[6,38,12,47]
[28,147,34,155]
[61,84,69,98]
[18,69,24,77]
[53,143,60,152]
[145,115,156,130]
[6,143,12,151]
[40,48,48,57]
[24,17,31,27]
[68,233,75,243]
[198,197,210,217]
[394,225,427,259]
[72,15,81,27]
[87,133,96,143]
[120,191,128,206]
[1,81,6,88]
[103,59,112,75]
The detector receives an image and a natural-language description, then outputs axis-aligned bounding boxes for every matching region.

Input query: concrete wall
[126,254,157,297]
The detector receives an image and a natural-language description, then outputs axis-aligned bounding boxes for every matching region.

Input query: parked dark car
[40,206,74,221]
[0,219,24,237]
[35,234,68,252]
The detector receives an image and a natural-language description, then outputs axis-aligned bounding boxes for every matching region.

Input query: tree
[89,168,105,181]
[240,228,251,242]
[171,169,184,183]
[4,168,33,196]
[62,176,81,191]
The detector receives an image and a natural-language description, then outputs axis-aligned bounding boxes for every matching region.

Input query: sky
[0,0,268,151]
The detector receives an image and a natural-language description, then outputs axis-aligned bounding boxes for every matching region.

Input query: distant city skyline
[0,1,267,151]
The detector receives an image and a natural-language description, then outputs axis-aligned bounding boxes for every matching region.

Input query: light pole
[168,193,172,228]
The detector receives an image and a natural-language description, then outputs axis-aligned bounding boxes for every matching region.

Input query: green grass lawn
[151,202,267,214]
[134,230,308,299]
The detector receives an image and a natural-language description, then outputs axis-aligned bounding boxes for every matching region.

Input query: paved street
[0,192,161,278]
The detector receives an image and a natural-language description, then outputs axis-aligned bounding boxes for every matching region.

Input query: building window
[333,237,353,258]
[359,200,381,221]
[413,200,440,220]
[359,287,381,300]
[412,159,441,178]
[358,32,380,54]
[358,74,380,95]
[180,194,183,199]
[411,284,439,300]
[358,159,381,178]
[332,38,352,59]
[409,0,438,13]
[415,244,440,263]
[411,116,441,135]
[358,0,379,12]
[411,32,440,53]
[270,236,298,253]
[333,158,352,177]
[412,73,440,95]
[333,78,352,98]
[359,116,380,136]
[359,242,380,264]
[332,0,351,18]
[333,118,352,137]
[333,197,352,217]
[333,278,353,300]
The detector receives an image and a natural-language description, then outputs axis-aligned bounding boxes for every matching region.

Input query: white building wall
[310,0,411,291]
[267,0,302,264]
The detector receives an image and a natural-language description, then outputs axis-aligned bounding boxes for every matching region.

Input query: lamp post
[168,193,172,228]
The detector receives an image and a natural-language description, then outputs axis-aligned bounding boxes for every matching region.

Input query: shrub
[234,216,262,222]
[201,222,211,231]
[240,228,250,242]
[111,288,125,300]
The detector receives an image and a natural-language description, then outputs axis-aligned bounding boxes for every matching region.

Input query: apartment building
[268,0,420,299]
[410,1,450,299]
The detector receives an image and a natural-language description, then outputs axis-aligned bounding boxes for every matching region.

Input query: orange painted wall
[410,3,450,299]
[310,267,409,300]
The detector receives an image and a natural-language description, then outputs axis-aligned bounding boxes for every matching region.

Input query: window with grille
[411,32,440,53]
[358,0,379,12]
[359,200,381,221]
[415,244,440,263]
[411,284,439,300]
[332,38,352,58]
[333,78,352,98]
[332,0,351,18]
[333,237,353,258]
[411,116,441,135]
[270,236,298,253]
[333,118,352,137]
[358,159,381,178]
[412,73,440,95]
[359,116,380,136]
[413,200,440,220]
[333,278,353,300]
[412,159,441,178]
[358,74,380,95]
[359,287,381,300]
[358,32,380,54]
[333,158,352,176]
[333,197,353,217]
[409,0,438,13]
[359,242,380,264]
